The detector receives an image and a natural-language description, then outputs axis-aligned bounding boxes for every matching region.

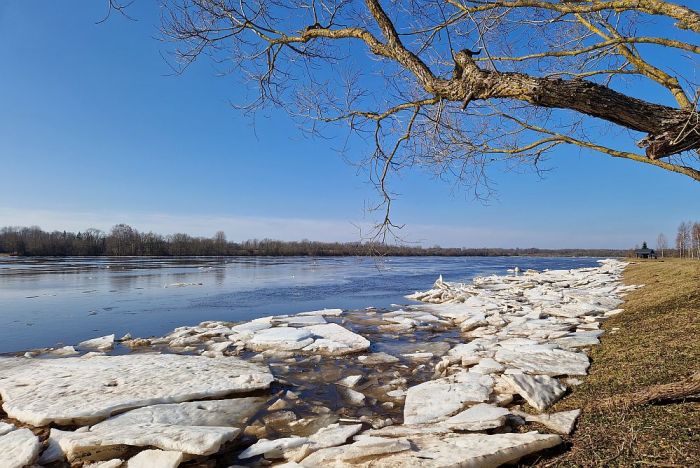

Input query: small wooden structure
[634,242,657,259]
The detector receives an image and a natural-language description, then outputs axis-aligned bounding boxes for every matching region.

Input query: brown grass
[534,259,700,467]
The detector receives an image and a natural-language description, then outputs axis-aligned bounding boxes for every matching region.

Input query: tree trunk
[588,372,700,411]
[433,52,700,159]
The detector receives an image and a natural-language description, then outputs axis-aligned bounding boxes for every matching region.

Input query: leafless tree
[656,232,667,258]
[692,222,700,259]
[107,223,139,256]
[145,0,700,235]
[676,221,692,258]
[214,230,227,255]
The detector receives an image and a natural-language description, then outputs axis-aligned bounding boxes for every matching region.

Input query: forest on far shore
[0,224,653,258]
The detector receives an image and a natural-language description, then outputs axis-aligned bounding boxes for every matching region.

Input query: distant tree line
[0,225,633,258]
[656,221,700,259]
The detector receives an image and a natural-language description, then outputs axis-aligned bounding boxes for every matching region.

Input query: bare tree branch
[132,0,700,233]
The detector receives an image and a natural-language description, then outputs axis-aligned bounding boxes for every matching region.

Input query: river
[0,256,603,353]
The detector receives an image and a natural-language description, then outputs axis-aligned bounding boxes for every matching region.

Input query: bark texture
[589,372,700,411]
[431,51,700,159]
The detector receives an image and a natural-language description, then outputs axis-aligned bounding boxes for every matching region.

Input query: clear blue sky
[0,1,698,248]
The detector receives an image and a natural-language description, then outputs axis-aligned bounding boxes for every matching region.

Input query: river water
[0,256,603,353]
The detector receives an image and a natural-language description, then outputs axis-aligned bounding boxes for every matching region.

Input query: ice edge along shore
[0,259,637,467]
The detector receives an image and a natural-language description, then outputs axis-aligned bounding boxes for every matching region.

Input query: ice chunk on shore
[247,327,315,351]
[84,460,124,468]
[0,353,273,426]
[50,345,80,356]
[448,340,494,365]
[495,346,590,376]
[41,399,265,463]
[239,437,310,459]
[309,423,363,449]
[300,431,561,467]
[45,424,237,462]
[85,459,124,468]
[304,436,411,464]
[297,308,343,317]
[421,303,486,327]
[502,374,567,411]
[439,403,510,431]
[544,302,605,318]
[403,371,493,424]
[127,450,183,468]
[229,317,273,338]
[79,334,115,351]
[273,315,327,326]
[0,422,16,436]
[282,422,364,463]
[470,357,505,375]
[0,428,41,468]
[554,332,601,349]
[515,409,581,435]
[301,323,370,355]
[93,397,265,430]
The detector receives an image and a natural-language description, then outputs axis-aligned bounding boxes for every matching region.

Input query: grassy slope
[535,259,700,467]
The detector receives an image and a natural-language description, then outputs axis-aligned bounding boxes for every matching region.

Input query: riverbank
[539,259,700,466]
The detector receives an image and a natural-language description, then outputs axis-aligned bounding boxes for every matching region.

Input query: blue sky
[0,2,698,248]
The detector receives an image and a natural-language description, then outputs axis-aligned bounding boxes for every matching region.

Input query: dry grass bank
[534,259,700,467]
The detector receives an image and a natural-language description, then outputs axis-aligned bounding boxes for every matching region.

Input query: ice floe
[494,346,590,376]
[0,421,15,436]
[78,334,115,351]
[239,436,310,459]
[501,374,567,411]
[85,459,124,468]
[403,371,494,424]
[300,431,561,467]
[247,327,315,351]
[0,353,273,426]
[159,312,370,357]
[40,398,266,463]
[0,428,41,468]
[301,323,370,355]
[438,403,510,431]
[514,409,582,435]
[127,449,183,467]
